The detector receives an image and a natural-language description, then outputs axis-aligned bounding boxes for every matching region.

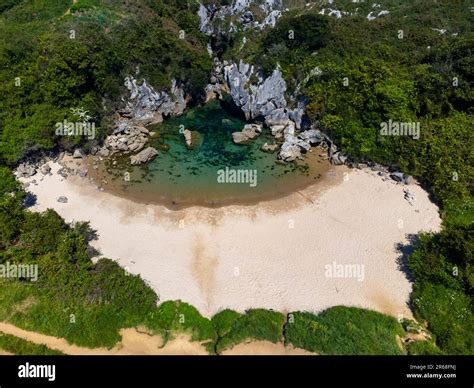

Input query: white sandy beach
[18,160,441,319]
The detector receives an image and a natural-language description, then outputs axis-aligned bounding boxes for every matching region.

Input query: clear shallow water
[92,100,330,209]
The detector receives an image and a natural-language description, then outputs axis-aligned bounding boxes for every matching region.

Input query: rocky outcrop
[277,133,314,162]
[390,172,414,185]
[39,164,52,175]
[198,0,284,36]
[232,123,262,144]
[98,75,188,164]
[105,123,150,154]
[225,61,287,120]
[16,163,36,178]
[73,149,83,159]
[279,140,303,162]
[121,77,186,125]
[298,129,323,146]
[130,147,158,165]
[204,59,230,102]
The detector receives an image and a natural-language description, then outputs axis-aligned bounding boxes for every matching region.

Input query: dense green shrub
[285,307,406,355]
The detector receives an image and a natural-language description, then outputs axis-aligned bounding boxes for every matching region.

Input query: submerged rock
[261,142,279,153]
[183,129,193,148]
[232,131,250,144]
[182,129,201,150]
[130,147,158,165]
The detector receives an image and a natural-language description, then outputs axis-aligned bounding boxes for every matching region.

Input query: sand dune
[19,160,441,319]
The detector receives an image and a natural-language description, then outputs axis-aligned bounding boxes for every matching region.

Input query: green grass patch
[215,309,285,353]
[285,307,406,355]
[145,300,216,344]
[0,334,64,355]
[406,340,444,356]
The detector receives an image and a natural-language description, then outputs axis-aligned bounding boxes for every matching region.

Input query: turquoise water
[95,100,328,208]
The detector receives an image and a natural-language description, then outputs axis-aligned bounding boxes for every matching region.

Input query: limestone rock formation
[130,147,158,165]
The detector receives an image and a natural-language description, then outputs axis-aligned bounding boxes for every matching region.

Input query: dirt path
[0,322,208,355]
[0,322,315,355]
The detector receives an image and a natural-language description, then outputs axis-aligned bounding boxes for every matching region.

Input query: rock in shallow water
[130,147,159,165]
[232,123,262,144]
[260,142,279,153]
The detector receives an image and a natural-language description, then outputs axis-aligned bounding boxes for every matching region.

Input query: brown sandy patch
[191,236,219,309]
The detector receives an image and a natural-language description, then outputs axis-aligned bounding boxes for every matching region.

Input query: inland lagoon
[90,100,330,209]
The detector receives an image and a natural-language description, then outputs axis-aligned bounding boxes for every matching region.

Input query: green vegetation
[145,300,216,344]
[215,309,285,353]
[0,0,472,355]
[0,334,64,355]
[284,307,406,355]
[0,0,211,164]
[228,0,473,355]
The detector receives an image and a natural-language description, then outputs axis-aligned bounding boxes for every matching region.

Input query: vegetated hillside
[0,0,212,164]
[0,0,472,354]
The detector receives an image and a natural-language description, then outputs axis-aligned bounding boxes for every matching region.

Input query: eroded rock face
[130,147,159,165]
[198,0,284,36]
[225,61,287,120]
[122,77,186,124]
[101,75,186,163]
